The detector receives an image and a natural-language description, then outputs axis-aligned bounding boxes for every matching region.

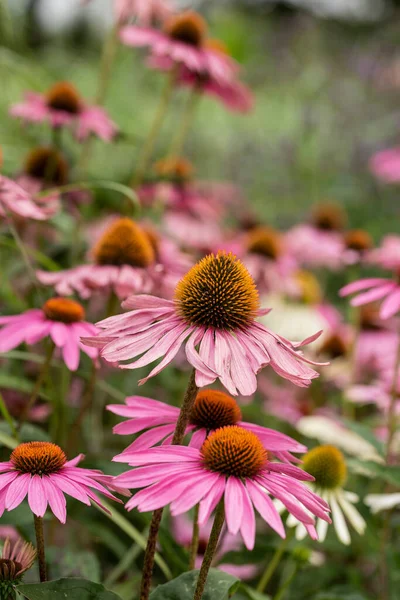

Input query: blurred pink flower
[0,175,56,220]
[83,252,325,395]
[0,298,98,371]
[286,224,345,271]
[115,0,174,24]
[10,82,117,142]
[370,147,400,183]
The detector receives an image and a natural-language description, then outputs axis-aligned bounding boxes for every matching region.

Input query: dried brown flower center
[24,147,68,185]
[202,426,267,478]
[43,298,85,323]
[0,559,22,582]
[93,218,156,268]
[302,445,347,489]
[175,251,259,330]
[11,442,67,475]
[190,390,242,430]
[46,81,81,114]
[246,227,283,259]
[164,11,207,47]
[311,203,347,232]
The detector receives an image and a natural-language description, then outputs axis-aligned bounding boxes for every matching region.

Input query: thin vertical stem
[67,362,97,455]
[131,69,177,189]
[272,564,299,600]
[167,86,201,159]
[189,504,200,570]
[256,531,291,593]
[33,515,47,582]
[17,342,55,433]
[139,369,198,600]
[0,392,19,442]
[193,500,225,600]
[385,328,400,462]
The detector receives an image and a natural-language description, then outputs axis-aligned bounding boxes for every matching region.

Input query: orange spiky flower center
[201,426,267,478]
[154,157,194,181]
[11,442,67,475]
[246,226,283,260]
[93,218,156,268]
[311,203,347,232]
[190,390,242,430]
[24,146,68,185]
[43,297,85,323]
[164,11,207,47]
[344,229,373,252]
[175,251,259,330]
[302,445,347,489]
[46,81,81,114]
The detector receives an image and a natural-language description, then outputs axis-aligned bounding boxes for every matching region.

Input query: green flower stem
[130,68,177,189]
[272,564,299,600]
[193,499,225,600]
[17,342,55,433]
[189,504,200,570]
[33,515,47,582]
[167,85,202,159]
[385,328,400,462]
[67,362,97,456]
[139,369,198,600]
[256,531,292,593]
[0,391,19,442]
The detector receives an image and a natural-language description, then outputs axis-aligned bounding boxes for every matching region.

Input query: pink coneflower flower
[114,425,331,548]
[0,298,98,371]
[108,389,307,463]
[286,203,348,270]
[0,175,55,220]
[120,11,237,83]
[38,217,188,300]
[369,147,400,183]
[0,538,36,585]
[83,252,326,395]
[340,235,400,319]
[0,442,122,523]
[172,514,258,579]
[114,0,174,25]
[0,389,51,423]
[10,81,117,142]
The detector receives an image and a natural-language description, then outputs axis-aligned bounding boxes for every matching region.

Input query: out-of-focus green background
[1,1,399,234]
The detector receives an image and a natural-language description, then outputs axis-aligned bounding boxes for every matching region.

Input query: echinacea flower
[0,175,55,220]
[10,81,117,142]
[0,538,36,592]
[369,147,400,184]
[83,252,326,395]
[340,235,400,319]
[283,445,365,545]
[0,298,98,371]
[0,442,122,523]
[120,11,238,83]
[172,513,258,579]
[114,425,331,548]
[38,217,189,300]
[365,492,400,514]
[107,389,307,463]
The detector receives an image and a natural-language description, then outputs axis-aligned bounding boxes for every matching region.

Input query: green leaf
[239,585,271,600]
[149,569,239,600]
[17,578,123,599]
[348,460,400,488]
[0,426,18,449]
[39,181,139,212]
[341,419,384,457]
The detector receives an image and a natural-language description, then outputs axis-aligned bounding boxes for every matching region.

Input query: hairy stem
[33,515,47,582]
[167,85,201,160]
[193,500,225,600]
[189,504,200,570]
[256,531,291,593]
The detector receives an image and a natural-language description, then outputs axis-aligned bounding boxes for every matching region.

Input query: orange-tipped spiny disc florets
[11,442,67,476]
[164,11,207,47]
[43,297,85,323]
[302,444,347,489]
[201,425,267,478]
[190,390,242,430]
[246,226,283,260]
[93,218,156,268]
[175,251,259,330]
[46,81,81,114]
[24,146,68,185]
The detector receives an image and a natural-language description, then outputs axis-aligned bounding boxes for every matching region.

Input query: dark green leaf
[239,585,271,600]
[17,578,123,599]
[149,569,239,600]
[348,460,400,488]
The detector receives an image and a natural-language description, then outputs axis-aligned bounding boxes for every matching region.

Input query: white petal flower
[365,493,400,514]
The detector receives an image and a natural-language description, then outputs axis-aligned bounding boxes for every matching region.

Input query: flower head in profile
[84,251,326,395]
[114,425,331,549]
[38,217,189,300]
[340,235,400,319]
[283,445,366,545]
[0,175,56,220]
[120,11,238,83]
[108,389,307,463]
[0,442,123,523]
[114,0,174,24]
[0,538,36,593]
[10,81,117,141]
[0,298,98,371]
[369,146,400,184]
